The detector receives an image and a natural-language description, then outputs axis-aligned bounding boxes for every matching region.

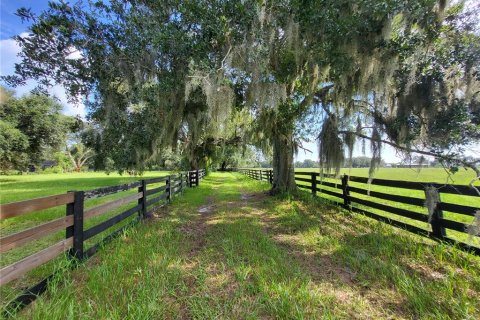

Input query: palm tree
[67,143,94,172]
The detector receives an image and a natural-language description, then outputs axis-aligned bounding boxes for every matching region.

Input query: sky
[1,1,479,164]
[295,140,407,163]
[0,1,86,118]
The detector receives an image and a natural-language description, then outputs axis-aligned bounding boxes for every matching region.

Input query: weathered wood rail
[0,169,206,314]
[238,168,479,255]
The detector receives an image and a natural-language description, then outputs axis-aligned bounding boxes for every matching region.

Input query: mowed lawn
[13,172,480,319]
[0,171,170,306]
[0,171,171,203]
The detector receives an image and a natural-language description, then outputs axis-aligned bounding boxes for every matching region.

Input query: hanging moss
[318,114,344,177]
[8,0,478,178]
[344,131,356,168]
[467,210,480,241]
[368,127,382,181]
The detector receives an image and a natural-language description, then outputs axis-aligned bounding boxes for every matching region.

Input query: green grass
[0,172,171,230]
[249,167,480,247]
[0,171,171,306]
[9,172,479,319]
[293,167,479,185]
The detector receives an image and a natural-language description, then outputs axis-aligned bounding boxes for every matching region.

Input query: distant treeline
[294,157,385,168]
[293,156,480,169]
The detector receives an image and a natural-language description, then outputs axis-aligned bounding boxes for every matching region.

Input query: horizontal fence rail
[238,169,480,255]
[0,169,206,315]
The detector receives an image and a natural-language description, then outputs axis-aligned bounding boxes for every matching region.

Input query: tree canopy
[3,0,479,190]
[0,87,78,171]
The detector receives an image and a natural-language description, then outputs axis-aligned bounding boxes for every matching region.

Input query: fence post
[179,173,183,193]
[166,176,171,202]
[196,170,199,186]
[269,170,273,184]
[341,175,350,208]
[424,185,446,239]
[311,173,317,196]
[72,191,84,260]
[138,180,147,218]
[66,192,75,260]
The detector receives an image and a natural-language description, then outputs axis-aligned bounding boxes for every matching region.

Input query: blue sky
[1,1,86,119]
[1,1,50,38]
[1,1,478,163]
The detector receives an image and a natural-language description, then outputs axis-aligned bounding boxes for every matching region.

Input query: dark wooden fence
[238,168,479,255]
[0,169,206,314]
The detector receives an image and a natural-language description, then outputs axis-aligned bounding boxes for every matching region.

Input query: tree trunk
[190,159,198,170]
[271,131,297,194]
[220,160,227,171]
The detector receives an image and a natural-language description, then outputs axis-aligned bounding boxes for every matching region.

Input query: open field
[249,167,479,185]
[248,167,480,247]
[298,167,480,186]
[0,171,171,204]
[295,167,479,218]
[12,172,480,319]
[0,171,170,305]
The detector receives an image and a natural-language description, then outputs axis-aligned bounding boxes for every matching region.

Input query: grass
[0,172,171,231]
[8,172,480,319]
[291,167,479,185]
[249,167,480,247]
[0,171,171,306]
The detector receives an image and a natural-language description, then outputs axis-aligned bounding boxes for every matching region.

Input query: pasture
[0,171,169,306]
[1,169,479,316]
[10,172,480,319]
[2,1,478,317]
[290,167,479,248]
[300,167,479,185]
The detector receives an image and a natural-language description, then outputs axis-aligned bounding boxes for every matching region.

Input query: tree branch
[297,84,335,115]
[67,151,77,168]
[79,149,94,167]
[339,130,480,194]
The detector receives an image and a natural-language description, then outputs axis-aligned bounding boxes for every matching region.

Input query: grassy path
[16,173,480,319]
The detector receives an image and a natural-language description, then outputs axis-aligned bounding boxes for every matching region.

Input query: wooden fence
[0,169,206,314]
[238,169,479,255]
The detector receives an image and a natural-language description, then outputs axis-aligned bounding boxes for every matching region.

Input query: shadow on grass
[11,173,479,319]
[256,193,480,319]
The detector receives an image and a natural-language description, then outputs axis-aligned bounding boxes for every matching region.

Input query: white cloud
[0,37,21,74]
[0,33,86,118]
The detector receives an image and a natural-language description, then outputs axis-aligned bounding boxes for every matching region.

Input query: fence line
[0,169,206,315]
[238,168,479,255]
